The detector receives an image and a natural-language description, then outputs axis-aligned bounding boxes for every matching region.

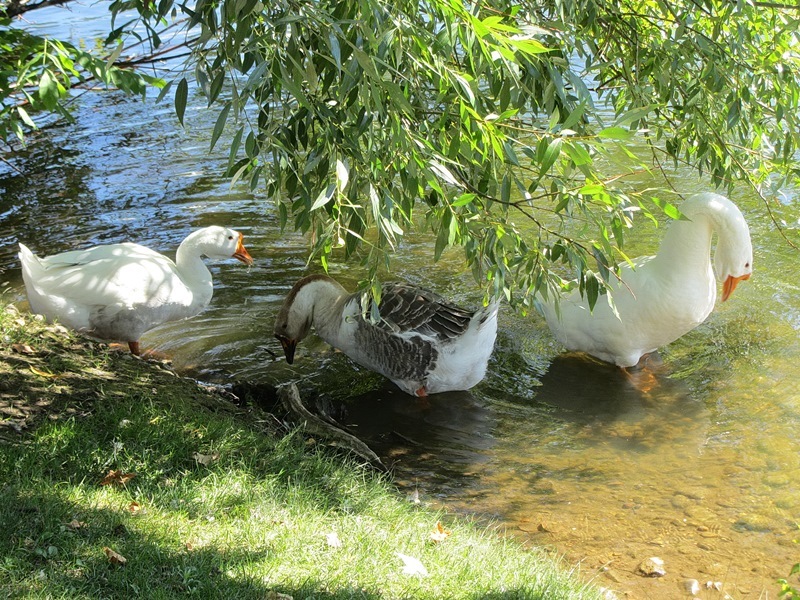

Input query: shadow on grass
[0,308,604,600]
[0,485,388,599]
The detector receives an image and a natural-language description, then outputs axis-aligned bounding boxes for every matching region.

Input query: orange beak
[721,273,750,302]
[233,232,254,266]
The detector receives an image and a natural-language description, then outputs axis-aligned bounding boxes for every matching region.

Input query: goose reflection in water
[337,350,710,493]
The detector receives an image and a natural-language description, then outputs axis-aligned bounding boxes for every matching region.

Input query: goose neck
[654,215,714,271]
[175,235,214,300]
[302,278,350,340]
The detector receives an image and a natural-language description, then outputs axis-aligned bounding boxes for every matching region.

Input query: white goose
[540,192,753,368]
[18,226,254,355]
[273,275,500,396]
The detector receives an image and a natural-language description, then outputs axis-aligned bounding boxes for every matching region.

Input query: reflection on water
[2,4,800,599]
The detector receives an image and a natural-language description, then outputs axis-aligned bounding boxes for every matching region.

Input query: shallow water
[2,5,800,599]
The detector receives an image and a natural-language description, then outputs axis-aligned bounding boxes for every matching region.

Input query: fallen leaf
[12,343,35,354]
[325,532,342,548]
[397,552,428,576]
[264,592,294,600]
[66,520,86,530]
[29,365,58,378]
[103,546,127,565]
[128,501,141,513]
[185,542,194,551]
[192,451,220,466]
[430,521,451,543]
[99,469,136,486]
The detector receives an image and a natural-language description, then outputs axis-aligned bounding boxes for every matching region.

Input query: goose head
[712,206,753,302]
[273,275,344,364]
[273,282,316,364]
[273,303,312,365]
[185,226,254,265]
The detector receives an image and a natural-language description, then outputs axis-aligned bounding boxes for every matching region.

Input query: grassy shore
[0,302,605,599]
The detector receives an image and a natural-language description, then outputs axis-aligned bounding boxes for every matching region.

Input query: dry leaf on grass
[430,521,451,543]
[264,591,294,600]
[29,365,58,378]
[192,451,220,466]
[397,552,428,576]
[128,501,141,513]
[65,520,86,530]
[103,547,127,565]
[12,343,35,354]
[99,469,136,486]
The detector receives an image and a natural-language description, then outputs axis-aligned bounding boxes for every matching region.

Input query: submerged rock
[636,556,666,577]
[682,579,701,596]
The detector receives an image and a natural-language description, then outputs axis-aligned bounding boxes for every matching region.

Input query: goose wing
[30,243,182,307]
[369,282,473,342]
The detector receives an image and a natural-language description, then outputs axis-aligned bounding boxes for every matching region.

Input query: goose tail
[474,298,500,329]
[18,243,47,281]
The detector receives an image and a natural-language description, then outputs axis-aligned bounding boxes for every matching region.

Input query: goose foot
[621,354,663,394]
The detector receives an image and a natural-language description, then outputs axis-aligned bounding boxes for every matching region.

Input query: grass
[0,302,605,599]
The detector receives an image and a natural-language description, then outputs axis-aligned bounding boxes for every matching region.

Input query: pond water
[2,6,799,599]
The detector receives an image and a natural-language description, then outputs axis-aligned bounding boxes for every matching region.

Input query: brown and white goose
[273,275,500,396]
[539,192,753,368]
[19,226,254,355]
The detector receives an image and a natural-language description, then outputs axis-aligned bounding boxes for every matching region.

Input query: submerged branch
[278,383,385,470]
[2,0,74,18]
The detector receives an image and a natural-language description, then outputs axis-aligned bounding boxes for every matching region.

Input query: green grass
[0,303,604,599]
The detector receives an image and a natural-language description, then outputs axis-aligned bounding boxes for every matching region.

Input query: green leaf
[38,71,59,110]
[16,106,36,128]
[597,126,634,140]
[155,79,173,104]
[540,138,563,174]
[228,126,244,171]
[383,80,415,115]
[311,183,336,211]
[651,197,685,220]
[507,38,551,55]
[336,159,349,192]
[106,40,124,69]
[175,77,188,126]
[452,193,476,207]
[614,105,654,127]
[585,274,599,311]
[210,103,231,151]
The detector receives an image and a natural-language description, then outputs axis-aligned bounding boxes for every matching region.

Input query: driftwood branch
[2,0,74,18]
[278,383,385,470]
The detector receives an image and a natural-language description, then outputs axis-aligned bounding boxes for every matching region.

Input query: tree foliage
[0,6,162,147]
[4,0,800,307]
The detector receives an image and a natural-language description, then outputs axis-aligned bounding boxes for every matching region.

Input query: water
[2,6,799,599]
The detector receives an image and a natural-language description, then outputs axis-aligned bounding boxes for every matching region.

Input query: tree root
[278,382,385,471]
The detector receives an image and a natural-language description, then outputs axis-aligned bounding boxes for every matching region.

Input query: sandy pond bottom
[330,351,800,600]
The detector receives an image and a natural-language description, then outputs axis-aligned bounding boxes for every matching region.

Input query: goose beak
[722,273,750,302]
[233,233,254,266]
[276,336,297,364]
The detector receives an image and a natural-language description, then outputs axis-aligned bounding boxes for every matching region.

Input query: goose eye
[228,235,234,240]
[745,262,750,268]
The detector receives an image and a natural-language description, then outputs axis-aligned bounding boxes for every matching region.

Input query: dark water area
[2,5,800,599]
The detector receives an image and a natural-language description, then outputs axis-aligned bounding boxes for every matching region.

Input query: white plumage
[19,226,254,355]
[540,192,753,368]
[274,275,499,396]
